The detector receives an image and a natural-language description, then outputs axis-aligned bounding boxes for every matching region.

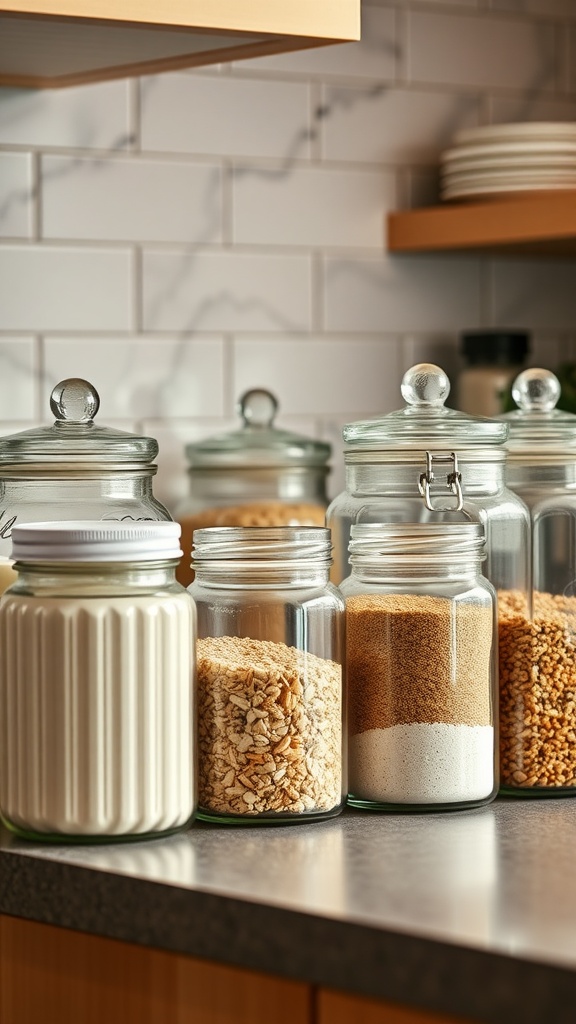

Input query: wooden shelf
[387,191,576,257]
[0,0,360,88]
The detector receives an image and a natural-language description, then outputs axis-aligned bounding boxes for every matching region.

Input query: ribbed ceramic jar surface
[0,378,170,582]
[497,369,576,795]
[175,389,330,587]
[188,525,346,824]
[326,364,530,600]
[340,522,498,811]
[0,521,196,841]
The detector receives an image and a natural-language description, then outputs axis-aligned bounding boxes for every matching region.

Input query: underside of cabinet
[0,0,361,87]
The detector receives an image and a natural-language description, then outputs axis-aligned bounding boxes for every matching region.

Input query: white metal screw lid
[10,521,182,562]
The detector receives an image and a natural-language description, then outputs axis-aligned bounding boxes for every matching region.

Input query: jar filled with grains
[497,369,576,795]
[175,390,330,587]
[326,364,530,598]
[340,522,498,811]
[188,526,346,823]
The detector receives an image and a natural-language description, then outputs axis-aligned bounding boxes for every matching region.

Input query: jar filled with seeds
[340,522,498,811]
[497,369,576,795]
[175,389,330,587]
[188,526,346,823]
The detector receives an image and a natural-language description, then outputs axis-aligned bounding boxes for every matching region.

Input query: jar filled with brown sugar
[188,526,346,824]
[340,522,498,811]
[175,389,330,587]
[497,369,576,795]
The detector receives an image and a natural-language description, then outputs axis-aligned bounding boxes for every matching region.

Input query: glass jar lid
[0,378,158,465]
[343,364,507,451]
[11,520,182,562]
[500,368,576,454]
[185,389,331,468]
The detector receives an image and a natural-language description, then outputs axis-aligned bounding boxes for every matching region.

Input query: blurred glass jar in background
[497,369,576,796]
[0,378,171,592]
[175,389,331,586]
[326,363,530,598]
[456,330,530,417]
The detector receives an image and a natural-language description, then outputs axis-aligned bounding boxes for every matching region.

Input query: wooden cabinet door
[0,913,312,1024]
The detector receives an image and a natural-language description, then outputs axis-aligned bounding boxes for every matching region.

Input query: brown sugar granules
[177,502,326,586]
[197,635,342,818]
[499,590,576,789]
[346,593,493,735]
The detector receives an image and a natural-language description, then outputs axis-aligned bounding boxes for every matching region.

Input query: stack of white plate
[440,122,576,202]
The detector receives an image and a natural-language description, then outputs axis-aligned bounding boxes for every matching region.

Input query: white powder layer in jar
[0,593,195,837]
[349,723,494,804]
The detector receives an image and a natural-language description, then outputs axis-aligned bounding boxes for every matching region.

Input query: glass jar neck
[186,466,328,503]
[348,557,485,584]
[345,457,506,497]
[193,563,329,589]
[10,559,180,595]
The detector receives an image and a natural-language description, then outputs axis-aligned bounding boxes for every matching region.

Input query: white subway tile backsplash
[0,0,574,458]
[322,87,481,165]
[0,338,36,419]
[489,94,576,125]
[233,337,401,416]
[141,73,311,160]
[324,255,481,333]
[41,156,222,244]
[491,261,576,332]
[233,165,393,249]
[0,153,33,239]
[142,251,311,333]
[491,0,576,16]
[239,5,397,80]
[408,11,558,91]
[0,81,130,149]
[0,246,132,331]
[43,336,225,419]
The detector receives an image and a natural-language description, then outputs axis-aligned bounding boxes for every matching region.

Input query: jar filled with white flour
[340,522,497,811]
[0,521,196,841]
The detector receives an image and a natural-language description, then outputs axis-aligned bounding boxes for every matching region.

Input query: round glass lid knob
[238,388,278,428]
[50,379,100,424]
[400,363,450,408]
[512,368,561,413]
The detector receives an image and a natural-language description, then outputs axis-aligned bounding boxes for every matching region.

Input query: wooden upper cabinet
[0,0,361,88]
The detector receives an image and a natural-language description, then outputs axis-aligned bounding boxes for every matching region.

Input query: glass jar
[498,368,576,795]
[327,363,530,597]
[188,526,345,824]
[0,378,170,588]
[340,522,498,811]
[456,329,529,417]
[175,389,330,587]
[0,521,196,841]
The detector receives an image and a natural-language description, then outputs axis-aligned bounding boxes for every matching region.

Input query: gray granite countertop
[2,799,576,1023]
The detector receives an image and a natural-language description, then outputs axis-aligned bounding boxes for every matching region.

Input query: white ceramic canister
[0,521,196,841]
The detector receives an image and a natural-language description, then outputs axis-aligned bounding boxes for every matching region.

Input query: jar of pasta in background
[340,521,498,811]
[0,521,196,841]
[188,526,345,824]
[175,389,331,587]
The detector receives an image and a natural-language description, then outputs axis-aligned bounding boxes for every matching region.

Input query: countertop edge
[2,846,576,1024]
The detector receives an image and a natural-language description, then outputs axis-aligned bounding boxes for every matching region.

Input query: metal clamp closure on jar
[418,451,464,512]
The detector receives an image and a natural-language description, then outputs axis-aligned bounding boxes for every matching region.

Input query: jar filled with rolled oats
[188,526,346,824]
[175,389,331,587]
